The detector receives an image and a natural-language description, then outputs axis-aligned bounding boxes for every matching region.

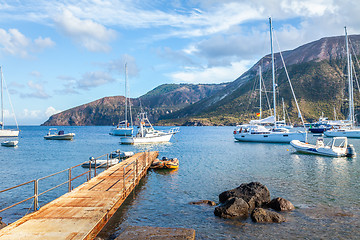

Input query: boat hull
[120,133,173,144]
[1,140,18,147]
[290,140,345,157]
[234,131,306,143]
[81,159,119,168]
[0,129,19,137]
[109,127,133,136]
[324,129,360,138]
[44,133,75,140]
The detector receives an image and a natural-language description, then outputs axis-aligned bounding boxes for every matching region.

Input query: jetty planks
[0,151,158,240]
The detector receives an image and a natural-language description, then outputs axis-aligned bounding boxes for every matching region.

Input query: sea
[0,126,359,239]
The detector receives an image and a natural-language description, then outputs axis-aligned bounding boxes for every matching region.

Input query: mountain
[41,83,227,126]
[158,34,360,126]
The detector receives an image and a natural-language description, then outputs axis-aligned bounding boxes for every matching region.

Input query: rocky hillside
[41,83,227,126]
[158,34,360,125]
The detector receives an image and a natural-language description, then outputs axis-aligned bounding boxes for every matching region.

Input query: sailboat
[120,112,179,144]
[324,27,360,138]
[110,63,133,136]
[233,18,306,143]
[0,66,19,137]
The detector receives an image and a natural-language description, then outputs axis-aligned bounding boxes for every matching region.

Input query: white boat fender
[345,144,356,158]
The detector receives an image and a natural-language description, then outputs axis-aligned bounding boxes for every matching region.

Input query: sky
[0,0,359,125]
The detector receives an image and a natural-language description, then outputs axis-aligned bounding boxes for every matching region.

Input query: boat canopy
[249,116,275,125]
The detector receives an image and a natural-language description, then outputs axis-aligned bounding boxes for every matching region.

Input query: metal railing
[0,150,150,216]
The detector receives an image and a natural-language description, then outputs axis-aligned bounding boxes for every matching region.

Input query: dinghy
[44,128,75,140]
[290,137,356,157]
[1,140,18,147]
[150,157,179,169]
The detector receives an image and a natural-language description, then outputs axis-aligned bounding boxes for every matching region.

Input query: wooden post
[34,180,38,212]
[68,168,72,192]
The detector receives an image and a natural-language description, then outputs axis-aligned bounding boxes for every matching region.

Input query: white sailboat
[324,27,360,138]
[233,18,306,143]
[0,66,19,137]
[120,112,179,144]
[110,63,133,136]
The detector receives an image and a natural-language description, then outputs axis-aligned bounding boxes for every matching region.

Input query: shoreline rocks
[214,182,294,224]
[189,200,216,206]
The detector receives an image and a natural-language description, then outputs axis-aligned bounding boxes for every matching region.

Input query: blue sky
[0,0,359,125]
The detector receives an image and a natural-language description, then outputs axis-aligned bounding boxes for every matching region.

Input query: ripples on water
[0,126,359,239]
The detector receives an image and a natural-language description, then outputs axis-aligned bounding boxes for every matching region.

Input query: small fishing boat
[150,157,179,169]
[44,128,75,140]
[290,137,356,157]
[1,140,18,147]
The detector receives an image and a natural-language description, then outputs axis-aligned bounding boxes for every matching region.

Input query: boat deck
[0,151,158,240]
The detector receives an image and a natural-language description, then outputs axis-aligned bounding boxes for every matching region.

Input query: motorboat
[234,124,306,143]
[1,140,18,147]
[44,128,75,140]
[150,157,179,169]
[81,157,119,168]
[109,150,135,159]
[120,112,179,144]
[0,67,19,137]
[110,63,133,136]
[290,137,356,157]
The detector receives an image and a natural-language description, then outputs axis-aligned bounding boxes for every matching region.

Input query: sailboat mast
[345,27,354,127]
[269,17,277,127]
[282,98,286,123]
[259,66,262,120]
[124,63,128,125]
[0,66,3,130]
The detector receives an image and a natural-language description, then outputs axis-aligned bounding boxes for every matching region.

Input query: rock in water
[214,197,249,219]
[268,197,295,211]
[219,182,270,210]
[189,200,217,206]
[251,208,286,223]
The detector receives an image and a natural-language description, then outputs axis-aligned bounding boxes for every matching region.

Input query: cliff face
[41,83,227,126]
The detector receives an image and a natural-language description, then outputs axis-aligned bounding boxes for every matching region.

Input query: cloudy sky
[0,0,359,125]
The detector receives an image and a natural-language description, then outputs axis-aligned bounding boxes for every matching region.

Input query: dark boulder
[251,208,286,223]
[268,197,295,211]
[219,182,270,210]
[214,197,249,219]
[189,200,216,206]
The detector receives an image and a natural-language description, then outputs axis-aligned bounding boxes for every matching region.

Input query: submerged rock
[0,217,6,230]
[214,197,249,219]
[268,197,295,211]
[189,200,216,206]
[219,182,270,210]
[251,208,286,223]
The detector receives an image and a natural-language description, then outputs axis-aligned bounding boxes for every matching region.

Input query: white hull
[0,129,19,137]
[44,133,75,140]
[121,133,173,144]
[234,131,306,143]
[110,127,133,136]
[1,140,18,147]
[81,158,119,168]
[324,129,360,138]
[290,139,347,157]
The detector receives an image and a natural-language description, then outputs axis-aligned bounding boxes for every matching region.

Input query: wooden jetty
[0,151,158,240]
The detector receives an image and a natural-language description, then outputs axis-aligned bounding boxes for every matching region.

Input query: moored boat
[1,140,18,147]
[44,128,75,140]
[290,137,356,157]
[150,157,179,169]
[120,112,179,144]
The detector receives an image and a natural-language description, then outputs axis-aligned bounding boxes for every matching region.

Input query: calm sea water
[0,126,359,239]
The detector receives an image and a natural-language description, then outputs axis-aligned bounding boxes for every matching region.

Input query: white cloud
[76,71,115,90]
[20,80,50,99]
[54,9,116,52]
[168,60,252,84]
[0,28,54,58]
[45,106,61,117]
